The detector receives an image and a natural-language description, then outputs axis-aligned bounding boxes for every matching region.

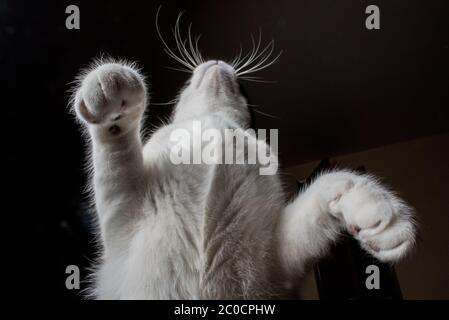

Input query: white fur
[71,59,416,299]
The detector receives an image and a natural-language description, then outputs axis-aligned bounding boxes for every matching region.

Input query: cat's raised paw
[73,62,146,130]
[329,175,417,263]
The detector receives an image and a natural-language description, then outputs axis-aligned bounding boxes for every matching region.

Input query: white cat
[71,51,416,299]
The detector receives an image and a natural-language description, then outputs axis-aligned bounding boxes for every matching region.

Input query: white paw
[327,172,416,263]
[73,61,146,134]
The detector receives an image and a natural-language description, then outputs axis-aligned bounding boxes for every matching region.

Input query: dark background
[2,0,448,299]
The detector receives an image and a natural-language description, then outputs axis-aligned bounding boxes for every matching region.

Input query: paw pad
[108,125,121,135]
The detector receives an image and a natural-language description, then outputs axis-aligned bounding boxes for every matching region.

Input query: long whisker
[237,49,283,76]
[155,7,195,70]
[239,76,277,83]
[229,27,282,79]
[173,13,197,69]
[233,48,253,71]
[151,99,179,106]
[245,32,262,68]
[247,103,259,107]
[178,15,198,67]
[236,38,275,74]
[235,31,262,73]
[156,7,282,79]
[253,108,280,119]
[194,35,204,64]
[188,23,202,65]
[164,66,192,73]
[232,36,255,71]
[163,48,195,70]
[236,44,274,75]
[230,44,243,68]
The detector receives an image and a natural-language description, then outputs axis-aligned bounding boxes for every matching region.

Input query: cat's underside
[71,59,416,299]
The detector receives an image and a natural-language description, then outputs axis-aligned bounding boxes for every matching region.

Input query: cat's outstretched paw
[325,172,416,263]
[73,61,146,135]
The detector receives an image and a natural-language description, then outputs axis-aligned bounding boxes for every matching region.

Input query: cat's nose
[194,60,223,72]
[193,60,235,88]
[195,60,233,72]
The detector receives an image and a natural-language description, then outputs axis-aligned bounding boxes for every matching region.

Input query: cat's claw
[349,224,360,236]
[73,62,146,131]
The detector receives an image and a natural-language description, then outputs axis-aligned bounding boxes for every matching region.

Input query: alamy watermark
[65,265,80,290]
[365,264,380,290]
[65,5,80,30]
[365,5,380,30]
[169,121,279,175]
[65,5,380,31]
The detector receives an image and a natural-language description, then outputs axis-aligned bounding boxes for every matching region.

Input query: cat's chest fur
[93,115,286,299]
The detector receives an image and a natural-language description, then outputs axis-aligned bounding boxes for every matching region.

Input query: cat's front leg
[72,61,148,250]
[279,170,416,279]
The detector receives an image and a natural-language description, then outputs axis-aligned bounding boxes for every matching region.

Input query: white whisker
[164,66,192,73]
[229,44,243,69]
[172,17,196,69]
[151,99,179,106]
[228,27,282,80]
[235,31,262,73]
[237,49,283,76]
[173,14,198,68]
[236,38,274,74]
[194,35,204,64]
[242,40,274,72]
[164,48,194,70]
[188,24,202,65]
[233,48,253,71]
[239,76,277,83]
[156,8,282,80]
[156,7,195,71]
[230,44,243,68]
[253,109,280,119]
[247,103,259,107]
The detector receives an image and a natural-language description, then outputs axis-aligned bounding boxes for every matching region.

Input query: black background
[2,0,448,299]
